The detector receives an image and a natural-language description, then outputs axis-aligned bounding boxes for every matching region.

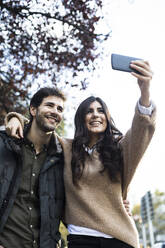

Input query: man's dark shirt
[0,137,51,248]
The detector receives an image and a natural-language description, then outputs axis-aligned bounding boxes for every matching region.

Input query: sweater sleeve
[120,104,156,199]
[4,112,29,129]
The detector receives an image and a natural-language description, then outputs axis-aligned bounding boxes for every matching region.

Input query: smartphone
[111,53,142,74]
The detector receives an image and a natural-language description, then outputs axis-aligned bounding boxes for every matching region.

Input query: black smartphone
[111,53,142,74]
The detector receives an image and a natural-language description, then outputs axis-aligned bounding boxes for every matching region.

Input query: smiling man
[0,87,66,248]
[32,95,63,129]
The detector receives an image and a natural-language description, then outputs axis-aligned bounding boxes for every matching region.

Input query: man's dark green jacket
[0,130,65,248]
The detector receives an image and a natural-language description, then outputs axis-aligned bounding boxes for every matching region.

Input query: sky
[65,0,165,205]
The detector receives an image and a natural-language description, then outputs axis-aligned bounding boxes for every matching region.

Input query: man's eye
[57,106,63,112]
[46,104,53,107]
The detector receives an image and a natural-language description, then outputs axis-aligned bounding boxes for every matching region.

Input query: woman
[58,60,156,248]
[5,60,156,248]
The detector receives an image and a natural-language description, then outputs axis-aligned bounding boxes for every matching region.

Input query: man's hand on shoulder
[6,117,23,139]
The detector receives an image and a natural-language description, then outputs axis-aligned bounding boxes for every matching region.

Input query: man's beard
[35,111,57,132]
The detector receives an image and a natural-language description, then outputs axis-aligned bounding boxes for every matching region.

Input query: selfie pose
[4,60,155,248]
[60,60,155,248]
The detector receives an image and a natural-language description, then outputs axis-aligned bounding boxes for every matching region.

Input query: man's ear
[30,106,37,117]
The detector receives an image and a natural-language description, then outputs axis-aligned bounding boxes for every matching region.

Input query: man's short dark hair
[30,87,66,108]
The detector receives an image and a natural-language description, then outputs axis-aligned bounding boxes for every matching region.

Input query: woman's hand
[130,60,153,107]
[123,199,132,217]
[6,117,23,139]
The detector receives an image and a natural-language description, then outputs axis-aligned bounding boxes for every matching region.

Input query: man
[0,87,66,248]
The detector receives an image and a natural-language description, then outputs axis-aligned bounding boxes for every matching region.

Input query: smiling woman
[85,100,108,144]
[60,60,156,248]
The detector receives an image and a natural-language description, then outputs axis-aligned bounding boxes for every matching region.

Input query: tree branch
[0,2,110,39]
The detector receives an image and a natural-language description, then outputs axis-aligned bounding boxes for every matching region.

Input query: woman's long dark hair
[71,96,124,186]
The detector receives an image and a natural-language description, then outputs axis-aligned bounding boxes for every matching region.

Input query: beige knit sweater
[5,105,156,248]
[58,106,156,248]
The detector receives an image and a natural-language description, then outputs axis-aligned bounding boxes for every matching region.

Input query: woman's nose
[92,110,99,117]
